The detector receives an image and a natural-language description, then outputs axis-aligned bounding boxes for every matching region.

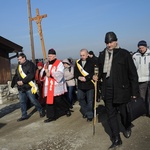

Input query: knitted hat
[105,32,118,44]
[62,59,71,65]
[48,48,56,55]
[89,51,94,55]
[137,40,147,47]
[37,62,43,67]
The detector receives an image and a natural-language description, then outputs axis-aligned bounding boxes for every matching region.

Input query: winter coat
[74,57,95,90]
[64,66,75,87]
[62,58,75,87]
[98,48,139,103]
[89,55,98,66]
[11,60,36,92]
[132,48,150,82]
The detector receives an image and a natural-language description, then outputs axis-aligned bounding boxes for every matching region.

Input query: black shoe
[44,118,56,123]
[87,118,93,122]
[123,128,131,138]
[39,109,45,118]
[109,136,122,149]
[82,115,87,118]
[66,110,71,117]
[17,116,29,122]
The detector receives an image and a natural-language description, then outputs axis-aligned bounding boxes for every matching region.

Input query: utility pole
[27,0,35,64]
[31,8,47,60]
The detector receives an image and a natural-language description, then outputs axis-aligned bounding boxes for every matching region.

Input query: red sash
[35,69,39,82]
[35,69,43,84]
[47,60,60,104]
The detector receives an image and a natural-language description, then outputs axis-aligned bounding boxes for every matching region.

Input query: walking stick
[93,66,99,135]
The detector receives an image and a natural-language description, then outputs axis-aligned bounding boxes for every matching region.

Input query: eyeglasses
[18,58,22,61]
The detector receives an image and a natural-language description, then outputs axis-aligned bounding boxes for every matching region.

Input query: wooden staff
[93,65,99,135]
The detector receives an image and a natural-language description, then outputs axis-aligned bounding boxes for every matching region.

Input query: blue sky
[1,0,150,62]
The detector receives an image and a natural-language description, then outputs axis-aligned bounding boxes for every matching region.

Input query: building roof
[0,36,23,53]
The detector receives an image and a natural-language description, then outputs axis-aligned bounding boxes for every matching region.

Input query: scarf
[103,49,113,78]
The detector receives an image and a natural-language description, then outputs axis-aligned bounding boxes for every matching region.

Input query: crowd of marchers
[11,31,150,149]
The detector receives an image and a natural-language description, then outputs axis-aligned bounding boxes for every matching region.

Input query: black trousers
[104,88,131,137]
[46,95,70,119]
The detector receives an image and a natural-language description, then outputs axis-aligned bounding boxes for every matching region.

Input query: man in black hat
[88,51,101,102]
[88,51,98,65]
[94,32,139,149]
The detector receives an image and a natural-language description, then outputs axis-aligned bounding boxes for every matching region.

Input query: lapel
[112,48,121,64]
[79,59,87,69]
[100,50,106,66]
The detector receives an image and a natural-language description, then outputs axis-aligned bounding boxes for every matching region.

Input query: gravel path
[0,100,150,150]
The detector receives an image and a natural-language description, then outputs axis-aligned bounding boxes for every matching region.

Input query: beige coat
[64,66,75,87]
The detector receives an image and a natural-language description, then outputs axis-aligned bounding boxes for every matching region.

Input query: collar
[49,58,57,64]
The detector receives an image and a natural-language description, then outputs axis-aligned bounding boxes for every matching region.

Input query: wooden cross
[31,8,47,59]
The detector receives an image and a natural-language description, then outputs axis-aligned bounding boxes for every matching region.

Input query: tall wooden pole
[27,0,35,64]
[31,8,47,59]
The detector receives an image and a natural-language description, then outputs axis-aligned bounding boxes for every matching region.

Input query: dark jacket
[74,57,95,90]
[89,55,98,66]
[11,60,36,92]
[98,48,139,103]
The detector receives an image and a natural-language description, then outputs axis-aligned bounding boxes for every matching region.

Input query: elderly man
[41,48,71,123]
[94,32,139,149]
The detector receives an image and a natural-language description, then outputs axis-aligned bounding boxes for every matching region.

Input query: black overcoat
[11,60,36,92]
[98,48,139,103]
[74,58,95,90]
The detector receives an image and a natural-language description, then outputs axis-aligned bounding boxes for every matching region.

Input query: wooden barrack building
[0,36,23,84]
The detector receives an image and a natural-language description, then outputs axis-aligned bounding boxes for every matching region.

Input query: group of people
[11,31,150,149]
[11,49,72,123]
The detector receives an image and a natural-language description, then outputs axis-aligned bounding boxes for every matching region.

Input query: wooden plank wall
[0,56,11,84]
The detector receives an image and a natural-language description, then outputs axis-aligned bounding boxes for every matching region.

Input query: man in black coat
[94,32,139,149]
[88,50,98,65]
[88,51,101,102]
[11,53,45,121]
[74,49,95,121]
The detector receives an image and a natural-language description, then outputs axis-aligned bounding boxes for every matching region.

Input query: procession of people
[11,31,150,149]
